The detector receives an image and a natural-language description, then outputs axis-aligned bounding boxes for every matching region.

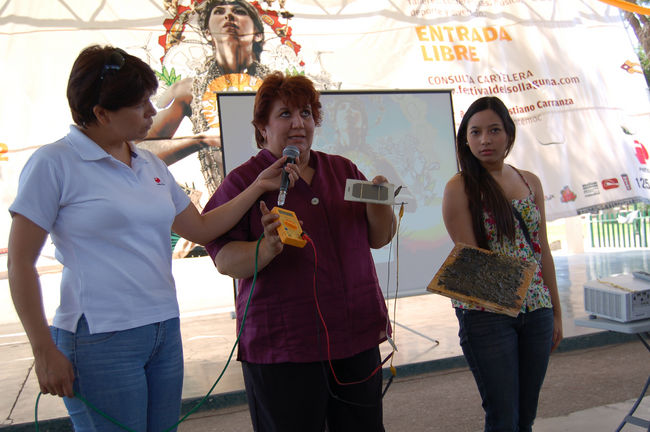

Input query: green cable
[35,234,264,432]
[35,392,40,432]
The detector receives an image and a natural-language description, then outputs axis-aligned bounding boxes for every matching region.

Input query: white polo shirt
[10,126,191,333]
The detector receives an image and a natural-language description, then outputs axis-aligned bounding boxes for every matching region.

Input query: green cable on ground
[35,234,265,432]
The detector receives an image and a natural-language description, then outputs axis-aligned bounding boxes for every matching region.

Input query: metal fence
[589,205,650,248]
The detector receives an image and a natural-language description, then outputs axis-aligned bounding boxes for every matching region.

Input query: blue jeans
[51,315,184,432]
[456,308,554,432]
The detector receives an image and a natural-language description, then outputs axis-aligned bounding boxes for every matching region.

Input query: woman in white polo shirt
[7,45,297,432]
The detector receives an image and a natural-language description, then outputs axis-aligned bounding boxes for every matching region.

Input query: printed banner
[2,0,649,259]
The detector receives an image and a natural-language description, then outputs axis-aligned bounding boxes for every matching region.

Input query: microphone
[277,145,299,207]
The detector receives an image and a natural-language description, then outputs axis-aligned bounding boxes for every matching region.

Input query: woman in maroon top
[203,71,396,431]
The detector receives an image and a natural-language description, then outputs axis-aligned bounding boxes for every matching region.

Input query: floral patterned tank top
[452,168,553,313]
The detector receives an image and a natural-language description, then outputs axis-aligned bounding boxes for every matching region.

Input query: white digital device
[583,274,650,322]
[344,179,395,205]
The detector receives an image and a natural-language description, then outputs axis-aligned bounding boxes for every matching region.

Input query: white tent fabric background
[1,0,650,251]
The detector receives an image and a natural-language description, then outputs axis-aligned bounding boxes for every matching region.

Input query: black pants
[242,347,385,432]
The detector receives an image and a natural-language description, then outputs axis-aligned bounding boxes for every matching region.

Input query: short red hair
[252,71,322,148]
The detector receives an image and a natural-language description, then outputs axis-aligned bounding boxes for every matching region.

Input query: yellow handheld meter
[271,207,306,248]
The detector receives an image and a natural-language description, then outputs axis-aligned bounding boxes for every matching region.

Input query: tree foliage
[623,0,650,85]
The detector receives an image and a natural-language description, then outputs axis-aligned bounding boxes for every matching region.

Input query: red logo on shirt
[154,177,165,186]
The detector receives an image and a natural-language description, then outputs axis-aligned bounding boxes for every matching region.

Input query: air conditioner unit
[584,274,650,322]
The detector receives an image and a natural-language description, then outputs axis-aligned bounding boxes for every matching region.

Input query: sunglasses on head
[100,49,126,80]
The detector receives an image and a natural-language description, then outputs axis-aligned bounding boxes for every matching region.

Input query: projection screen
[218,90,457,298]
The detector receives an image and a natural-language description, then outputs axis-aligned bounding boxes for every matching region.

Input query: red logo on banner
[621,174,632,190]
[560,186,577,203]
[635,140,649,164]
[601,178,619,190]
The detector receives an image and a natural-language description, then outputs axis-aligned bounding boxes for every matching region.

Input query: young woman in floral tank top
[442,96,562,432]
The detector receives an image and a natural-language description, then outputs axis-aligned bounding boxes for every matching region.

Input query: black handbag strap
[512,205,535,254]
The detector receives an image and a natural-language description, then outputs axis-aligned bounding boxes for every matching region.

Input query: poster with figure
[1,1,650,291]
[140,0,340,202]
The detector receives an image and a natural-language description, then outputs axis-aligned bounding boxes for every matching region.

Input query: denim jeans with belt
[455,307,554,432]
[50,315,184,432]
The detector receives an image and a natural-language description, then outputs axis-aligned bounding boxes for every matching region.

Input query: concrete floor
[175,342,650,432]
[1,249,650,431]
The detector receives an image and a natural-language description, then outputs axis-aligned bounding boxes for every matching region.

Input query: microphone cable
[34,234,267,432]
[302,233,394,409]
[382,201,406,397]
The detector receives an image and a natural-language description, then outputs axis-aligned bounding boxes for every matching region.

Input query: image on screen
[217,90,457,298]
